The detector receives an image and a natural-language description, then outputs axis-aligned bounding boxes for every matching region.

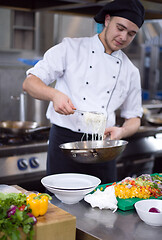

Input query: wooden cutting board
[0,185,76,240]
[33,202,76,240]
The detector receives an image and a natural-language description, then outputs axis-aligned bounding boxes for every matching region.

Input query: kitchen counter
[51,197,162,240]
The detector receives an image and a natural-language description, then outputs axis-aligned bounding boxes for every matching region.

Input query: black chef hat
[94,0,145,28]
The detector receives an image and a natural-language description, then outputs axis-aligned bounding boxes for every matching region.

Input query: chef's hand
[23,74,75,115]
[104,118,141,140]
[52,89,76,115]
[104,126,123,140]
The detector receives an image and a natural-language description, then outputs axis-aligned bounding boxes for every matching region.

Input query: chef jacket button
[86,82,89,84]
[83,97,86,100]
[90,66,92,68]
[107,91,110,94]
[113,76,116,78]
[117,61,119,64]
[78,129,81,132]
[102,106,105,108]
[92,51,95,53]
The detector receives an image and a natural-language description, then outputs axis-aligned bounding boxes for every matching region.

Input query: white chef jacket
[26,34,143,133]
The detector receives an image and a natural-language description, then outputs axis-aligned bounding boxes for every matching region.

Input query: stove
[1,126,162,191]
[0,131,49,192]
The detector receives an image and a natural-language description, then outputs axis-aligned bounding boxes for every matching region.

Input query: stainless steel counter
[51,197,162,240]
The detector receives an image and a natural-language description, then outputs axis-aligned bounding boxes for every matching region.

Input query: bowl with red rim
[134,199,162,226]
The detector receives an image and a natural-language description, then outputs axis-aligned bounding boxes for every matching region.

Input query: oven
[0,131,49,192]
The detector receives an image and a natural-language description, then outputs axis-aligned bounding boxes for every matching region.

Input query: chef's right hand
[52,89,76,115]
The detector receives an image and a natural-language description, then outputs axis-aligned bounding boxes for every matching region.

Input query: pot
[0,121,50,136]
[59,139,128,164]
[25,93,50,126]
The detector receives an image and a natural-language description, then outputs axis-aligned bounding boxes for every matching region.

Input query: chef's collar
[93,34,123,59]
[94,0,145,29]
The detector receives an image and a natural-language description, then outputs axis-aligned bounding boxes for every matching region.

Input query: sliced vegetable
[149,207,161,213]
[113,174,162,199]
[7,205,18,218]
[19,204,27,211]
[27,213,37,225]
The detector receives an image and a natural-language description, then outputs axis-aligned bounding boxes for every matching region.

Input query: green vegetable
[135,174,162,193]
[0,193,26,208]
[0,193,34,240]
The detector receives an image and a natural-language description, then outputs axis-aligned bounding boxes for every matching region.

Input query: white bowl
[134,199,162,226]
[44,185,97,204]
[41,173,101,204]
[41,173,101,190]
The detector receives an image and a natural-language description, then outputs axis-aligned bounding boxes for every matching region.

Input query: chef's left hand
[104,118,141,140]
[104,126,123,140]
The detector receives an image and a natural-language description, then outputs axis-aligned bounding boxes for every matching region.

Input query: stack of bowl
[41,173,101,204]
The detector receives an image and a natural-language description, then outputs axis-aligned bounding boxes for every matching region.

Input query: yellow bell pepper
[26,193,52,217]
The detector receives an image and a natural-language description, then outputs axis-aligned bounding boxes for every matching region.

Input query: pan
[59,139,128,164]
[146,114,162,126]
[0,121,50,135]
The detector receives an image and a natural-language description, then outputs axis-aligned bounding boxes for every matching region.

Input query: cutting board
[95,173,162,211]
[0,185,76,240]
[32,202,76,240]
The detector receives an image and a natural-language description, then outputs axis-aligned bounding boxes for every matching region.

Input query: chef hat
[94,0,145,28]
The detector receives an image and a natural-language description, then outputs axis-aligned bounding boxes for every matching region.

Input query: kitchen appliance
[1,120,162,191]
[0,130,49,192]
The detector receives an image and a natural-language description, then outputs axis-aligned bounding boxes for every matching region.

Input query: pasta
[84,112,107,141]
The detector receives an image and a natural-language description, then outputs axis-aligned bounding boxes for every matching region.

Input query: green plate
[94,173,162,211]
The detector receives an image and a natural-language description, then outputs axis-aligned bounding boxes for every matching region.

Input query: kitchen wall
[0,10,95,123]
[0,10,54,122]
[53,14,95,44]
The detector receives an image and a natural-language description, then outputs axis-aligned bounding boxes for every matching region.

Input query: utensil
[134,199,162,226]
[44,185,97,204]
[41,173,101,204]
[0,121,50,136]
[74,110,104,115]
[41,173,101,190]
[146,114,162,126]
[59,139,128,163]
[43,184,96,191]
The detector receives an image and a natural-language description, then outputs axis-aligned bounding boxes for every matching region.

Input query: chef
[23,0,145,184]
